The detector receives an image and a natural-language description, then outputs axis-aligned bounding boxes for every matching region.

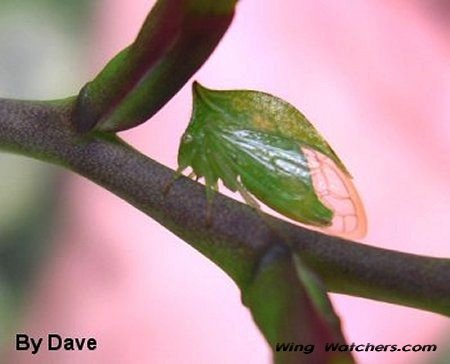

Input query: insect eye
[182,133,194,143]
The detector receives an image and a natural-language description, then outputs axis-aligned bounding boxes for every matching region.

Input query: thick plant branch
[0,98,449,316]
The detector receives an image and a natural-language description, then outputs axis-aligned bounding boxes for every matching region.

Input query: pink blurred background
[7,0,450,363]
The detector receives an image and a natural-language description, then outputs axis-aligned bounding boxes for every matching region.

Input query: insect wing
[303,148,367,239]
[209,127,334,226]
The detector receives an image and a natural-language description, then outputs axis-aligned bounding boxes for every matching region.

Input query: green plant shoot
[177,82,367,238]
[73,0,238,133]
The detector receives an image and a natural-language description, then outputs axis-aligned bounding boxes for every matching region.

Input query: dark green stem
[0,98,449,316]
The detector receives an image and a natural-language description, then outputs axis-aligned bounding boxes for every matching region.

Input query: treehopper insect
[177,82,367,239]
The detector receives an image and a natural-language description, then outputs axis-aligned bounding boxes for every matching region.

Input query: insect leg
[163,166,199,197]
[195,152,219,227]
[209,147,261,211]
[235,179,261,210]
[204,181,219,227]
[163,167,184,197]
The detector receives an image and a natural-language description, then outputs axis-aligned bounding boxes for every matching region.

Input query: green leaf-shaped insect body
[178,82,367,237]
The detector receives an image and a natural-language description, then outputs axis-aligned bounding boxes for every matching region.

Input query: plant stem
[1,98,449,316]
